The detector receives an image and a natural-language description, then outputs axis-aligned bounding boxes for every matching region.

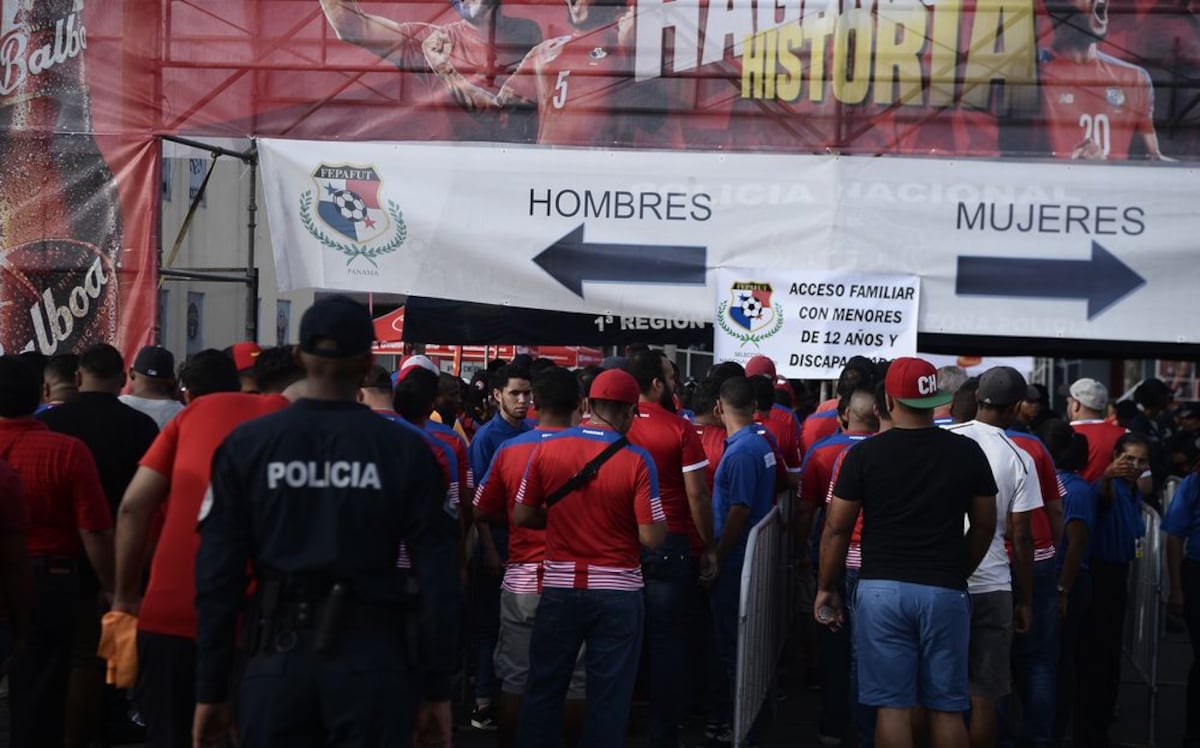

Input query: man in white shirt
[120,346,184,429]
[946,366,1042,748]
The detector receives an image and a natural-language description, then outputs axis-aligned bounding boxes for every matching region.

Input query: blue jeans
[641,533,697,748]
[999,558,1059,748]
[845,568,876,747]
[518,588,644,748]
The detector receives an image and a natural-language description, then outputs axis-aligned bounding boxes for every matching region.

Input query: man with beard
[422,0,673,147]
[319,0,540,141]
[1039,0,1167,159]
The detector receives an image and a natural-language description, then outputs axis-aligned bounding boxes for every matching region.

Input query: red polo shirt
[137,393,289,638]
[473,427,563,593]
[1071,419,1128,483]
[0,460,28,534]
[516,425,663,590]
[0,420,110,558]
[628,401,708,554]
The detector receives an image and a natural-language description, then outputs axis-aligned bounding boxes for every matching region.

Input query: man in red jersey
[1066,378,1128,481]
[423,0,674,147]
[320,0,541,142]
[624,349,711,748]
[110,349,300,748]
[0,356,113,747]
[473,367,585,748]
[1039,0,1167,159]
[514,369,665,747]
[745,355,804,457]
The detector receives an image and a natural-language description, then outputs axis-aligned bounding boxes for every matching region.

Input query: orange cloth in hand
[98,611,139,688]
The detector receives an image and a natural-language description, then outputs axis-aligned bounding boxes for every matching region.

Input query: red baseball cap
[588,369,640,404]
[230,341,262,373]
[885,356,954,408]
[745,355,777,378]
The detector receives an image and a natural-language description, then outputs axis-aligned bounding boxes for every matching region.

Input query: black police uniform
[195,398,459,746]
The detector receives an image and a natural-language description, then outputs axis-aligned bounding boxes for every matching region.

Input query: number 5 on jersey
[553,71,570,109]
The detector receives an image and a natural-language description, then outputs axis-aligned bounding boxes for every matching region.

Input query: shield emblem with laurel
[729,283,775,333]
[311,163,390,244]
[299,162,408,267]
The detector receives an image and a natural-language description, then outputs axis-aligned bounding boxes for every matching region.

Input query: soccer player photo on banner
[714,269,919,379]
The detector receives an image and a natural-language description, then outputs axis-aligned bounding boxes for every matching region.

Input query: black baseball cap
[132,346,175,379]
[298,296,374,358]
[977,366,1029,407]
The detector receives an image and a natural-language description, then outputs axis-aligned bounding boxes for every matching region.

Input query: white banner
[259,139,1200,345]
[714,269,919,379]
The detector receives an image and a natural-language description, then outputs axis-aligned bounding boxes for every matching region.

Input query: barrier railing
[733,505,787,748]
[1122,503,1163,747]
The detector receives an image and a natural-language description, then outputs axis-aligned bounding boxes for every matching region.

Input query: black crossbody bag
[543,436,629,508]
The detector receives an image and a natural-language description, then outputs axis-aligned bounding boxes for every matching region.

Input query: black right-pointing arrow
[955,241,1146,320]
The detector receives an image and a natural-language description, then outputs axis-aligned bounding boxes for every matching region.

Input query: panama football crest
[717,281,784,348]
[299,163,407,267]
[1106,87,1125,107]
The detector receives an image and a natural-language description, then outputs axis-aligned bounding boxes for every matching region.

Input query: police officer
[193,296,459,747]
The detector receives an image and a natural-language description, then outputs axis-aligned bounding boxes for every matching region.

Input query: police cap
[299,296,375,358]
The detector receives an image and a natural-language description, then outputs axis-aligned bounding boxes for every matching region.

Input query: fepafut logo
[299,162,407,270]
[717,281,783,348]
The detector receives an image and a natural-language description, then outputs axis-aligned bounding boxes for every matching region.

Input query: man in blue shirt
[466,362,532,729]
[709,376,777,741]
[1163,469,1200,745]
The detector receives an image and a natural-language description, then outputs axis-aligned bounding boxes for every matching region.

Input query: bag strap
[544,436,629,509]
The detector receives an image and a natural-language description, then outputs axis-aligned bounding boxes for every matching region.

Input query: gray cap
[977,366,1029,407]
[1068,378,1108,412]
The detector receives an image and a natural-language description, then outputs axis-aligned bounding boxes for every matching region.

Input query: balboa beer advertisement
[4,0,1200,353]
[0,1,157,361]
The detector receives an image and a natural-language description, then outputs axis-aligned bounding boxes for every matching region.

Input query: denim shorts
[853,578,971,712]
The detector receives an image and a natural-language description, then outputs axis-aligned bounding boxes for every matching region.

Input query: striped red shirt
[826,449,864,569]
[474,427,563,594]
[516,425,663,590]
[1008,431,1068,563]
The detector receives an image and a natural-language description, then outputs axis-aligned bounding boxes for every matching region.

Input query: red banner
[139,0,1200,160]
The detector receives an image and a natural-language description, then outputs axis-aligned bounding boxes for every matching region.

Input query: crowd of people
[0,296,1195,747]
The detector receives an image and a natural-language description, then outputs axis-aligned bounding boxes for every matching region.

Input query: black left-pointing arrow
[532,224,707,298]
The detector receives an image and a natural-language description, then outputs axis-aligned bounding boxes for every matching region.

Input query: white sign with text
[714,269,920,379]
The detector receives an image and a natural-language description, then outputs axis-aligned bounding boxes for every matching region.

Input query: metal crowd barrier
[1122,503,1164,747]
[1162,476,1182,518]
[733,505,787,748]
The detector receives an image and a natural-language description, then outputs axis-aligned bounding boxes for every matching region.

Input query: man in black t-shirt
[817,357,998,748]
